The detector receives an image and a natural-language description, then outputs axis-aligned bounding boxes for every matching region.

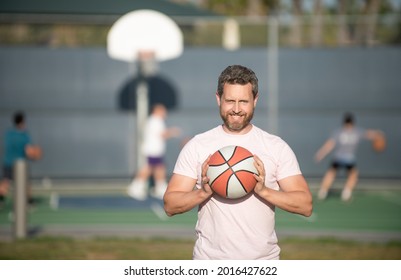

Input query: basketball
[373,133,386,152]
[206,145,259,199]
[25,145,42,160]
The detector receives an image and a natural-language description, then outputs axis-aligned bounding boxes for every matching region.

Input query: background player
[127,104,181,200]
[315,112,385,201]
[0,111,41,208]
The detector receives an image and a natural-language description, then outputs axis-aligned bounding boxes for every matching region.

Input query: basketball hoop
[107,9,183,172]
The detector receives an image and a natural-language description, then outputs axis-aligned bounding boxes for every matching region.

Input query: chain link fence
[0,14,400,48]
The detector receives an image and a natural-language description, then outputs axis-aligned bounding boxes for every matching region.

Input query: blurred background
[0,0,400,249]
[1,0,400,179]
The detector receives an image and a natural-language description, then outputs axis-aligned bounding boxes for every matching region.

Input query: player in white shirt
[127,104,180,200]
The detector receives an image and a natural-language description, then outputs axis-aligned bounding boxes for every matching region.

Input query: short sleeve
[173,138,199,180]
[276,143,302,181]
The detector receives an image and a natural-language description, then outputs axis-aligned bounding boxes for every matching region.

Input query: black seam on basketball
[232,172,249,193]
[225,155,255,186]
[236,169,258,175]
[226,173,233,197]
[231,146,238,161]
[218,147,235,165]
[209,167,230,186]
[231,156,258,195]
[231,155,254,167]
[209,147,238,168]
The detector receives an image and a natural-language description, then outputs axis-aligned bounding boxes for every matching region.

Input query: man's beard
[220,110,254,132]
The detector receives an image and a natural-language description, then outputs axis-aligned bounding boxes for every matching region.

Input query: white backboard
[107,9,183,62]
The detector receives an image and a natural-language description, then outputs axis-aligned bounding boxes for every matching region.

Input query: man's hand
[201,155,214,196]
[252,154,266,194]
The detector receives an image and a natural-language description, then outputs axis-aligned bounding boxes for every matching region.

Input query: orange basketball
[206,145,259,199]
[25,145,42,160]
[372,134,386,152]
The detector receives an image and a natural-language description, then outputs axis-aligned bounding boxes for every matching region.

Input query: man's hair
[13,111,25,126]
[343,112,354,125]
[217,65,258,98]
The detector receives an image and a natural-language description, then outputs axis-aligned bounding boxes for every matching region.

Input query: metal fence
[0,14,400,48]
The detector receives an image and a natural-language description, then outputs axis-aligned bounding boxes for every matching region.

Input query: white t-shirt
[173,125,302,260]
[142,115,166,157]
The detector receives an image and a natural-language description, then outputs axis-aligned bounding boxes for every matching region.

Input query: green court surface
[0,180,400,242]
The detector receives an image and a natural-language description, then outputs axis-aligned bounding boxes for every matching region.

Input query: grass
[279,237,401,260]
[1,188,400,260]
[0,237,194,260]
[0,237,400,260]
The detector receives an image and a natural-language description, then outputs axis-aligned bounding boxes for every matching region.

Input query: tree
[337,0,352,46]
[355,0,382,46]
[311,0,323,47]
[289,0,303,47]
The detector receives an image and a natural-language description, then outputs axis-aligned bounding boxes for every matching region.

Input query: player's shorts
[2,166,13,180]
[147,156,164,167]
[331,160,356,171]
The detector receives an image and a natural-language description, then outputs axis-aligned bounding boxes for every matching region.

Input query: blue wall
[1,47,400,179]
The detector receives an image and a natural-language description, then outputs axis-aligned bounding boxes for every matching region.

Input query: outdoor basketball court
[0,178,400,242]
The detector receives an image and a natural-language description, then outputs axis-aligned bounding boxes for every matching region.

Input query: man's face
[216,83,258,134]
